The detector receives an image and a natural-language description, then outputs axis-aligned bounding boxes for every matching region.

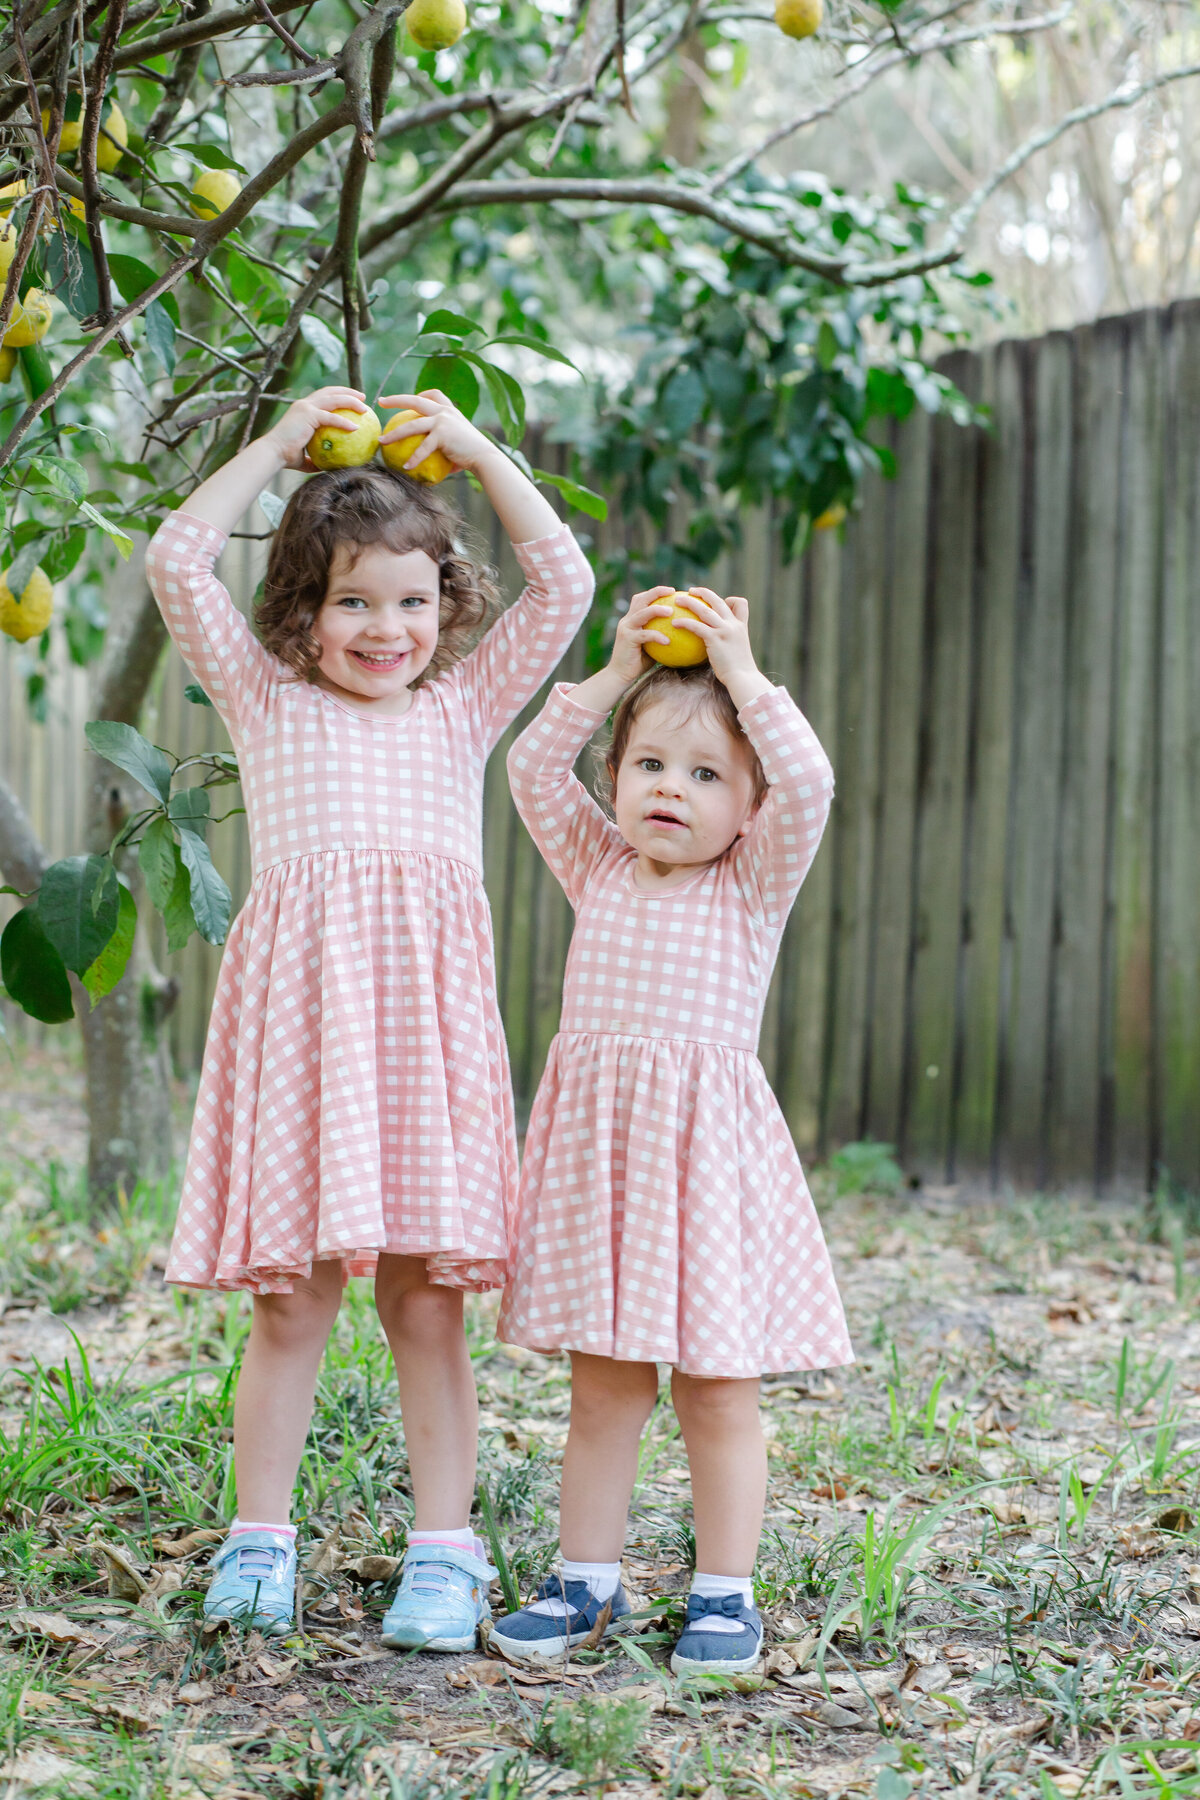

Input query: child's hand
[263,387,370,470]
[676,590,773,709]
[610,588,677,685]
[376,389,495,476]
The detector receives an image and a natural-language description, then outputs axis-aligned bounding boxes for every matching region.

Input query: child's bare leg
[233,1259,345,1520]
[374,1255,478,1527]
[670,1373,766,1576]
[560,1353,660,1560]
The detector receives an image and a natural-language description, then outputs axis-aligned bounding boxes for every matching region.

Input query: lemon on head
[308,406,382,470]
[95,101,128,172]
[190,169,242,219]
[0,566,53,642]
[43,111,84,156]
[380,409,454,483]
[776,0,822,35]
[645,593,708,668]
[3,289,53,348]
[405,0,467,51]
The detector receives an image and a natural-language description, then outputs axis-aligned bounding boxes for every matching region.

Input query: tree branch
[78,0,129,330]
[112,0,312,69]
[0,14,61,349]
[0,780,50,894]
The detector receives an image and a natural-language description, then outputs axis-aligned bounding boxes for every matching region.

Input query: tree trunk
[664,31,709,169]
[0,561,177,1205]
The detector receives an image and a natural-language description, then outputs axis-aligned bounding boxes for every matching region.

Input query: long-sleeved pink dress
[497,682,853,1378]
[145,512,594,1295]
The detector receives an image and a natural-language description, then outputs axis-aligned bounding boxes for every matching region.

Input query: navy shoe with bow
[670,1592,763,1676]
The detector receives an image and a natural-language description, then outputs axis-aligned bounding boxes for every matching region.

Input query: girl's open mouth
[350,648,407,671]
[647,811,685,827]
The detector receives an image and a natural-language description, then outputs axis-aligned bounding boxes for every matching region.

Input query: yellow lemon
[645,593,708,668]
[813,500,846,530]
[95,101,128,172]
[308,406,382,470]
[405,0,467,50]
[775,0,822,35]
[0,179,27,218]
[0,348,16,382]
[380,409,455,483]
[0,566,53,642]
[62,192,86,223]
[0,219,17,279]
[190,169,242,219]
[43,111,84,155]
[2,289,53,348]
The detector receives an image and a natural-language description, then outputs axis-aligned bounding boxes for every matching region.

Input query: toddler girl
[493,587,852,1675]
[145,385,593,1646]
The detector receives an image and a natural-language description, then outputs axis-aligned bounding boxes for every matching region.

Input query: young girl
[145,385,593,1646]
[492,588,852,1675]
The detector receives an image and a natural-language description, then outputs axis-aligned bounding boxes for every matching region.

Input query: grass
[0,1093,1199,1795]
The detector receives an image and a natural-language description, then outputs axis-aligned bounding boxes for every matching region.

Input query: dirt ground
[1,1040,1198,1800]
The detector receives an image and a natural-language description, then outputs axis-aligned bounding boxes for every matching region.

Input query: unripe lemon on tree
[380,409,455,483]
[2,289,53,348]
[308,406,382,469]
[0,566,53,642]
[42,110,83,155]
[776,0,822,36]
[405,0,467,51]
[95,101,128,171]
[645,594,708,668]
[191,169,242,218]
[813,501,846,530]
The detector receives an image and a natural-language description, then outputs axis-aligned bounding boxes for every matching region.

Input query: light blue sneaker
[381,1542,497,1652]
[205,1529,297,1637]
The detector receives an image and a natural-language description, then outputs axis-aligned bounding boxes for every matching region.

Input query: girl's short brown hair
[600,663,768,804]
[255,466,500,684]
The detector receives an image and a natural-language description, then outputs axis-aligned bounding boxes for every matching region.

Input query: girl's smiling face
[613,694,759,886]
[311,541,440,713]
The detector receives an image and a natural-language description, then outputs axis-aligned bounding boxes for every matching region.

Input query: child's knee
[671,1373,761,1432]
[570,1356,659,1432]
[252,1272,341,1351]
[376,1268,463,1344]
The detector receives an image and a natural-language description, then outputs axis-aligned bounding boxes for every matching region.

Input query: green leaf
[162,855,198,953]
[107,254,180,326]
[111,461,154,481]
[225,250,266,306]
[178,831,231,945]
[144,300,176,376]
[660,365,706,436]
[138,815,180,912]
[4,539,46,603]
[81,881,136,1006]
[464,353,523,444]
[78,502,133,559]
[1,908,73,1024]
[419,309,483,340]
[43,234,100,321]
[84,720,173,803]
[183,682,214,707]
[876,1770,911,1800]
[533,468,608,522]
[168,786,210,838]
[30,454,87,502]
[415,354,479,419]
[816,320,839,371]
[299,314,344,372]
[36,854,120,976]
[190,143,246,172]
[487,335,578,370]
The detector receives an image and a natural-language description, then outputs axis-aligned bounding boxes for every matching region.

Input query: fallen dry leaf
[92,1540,149,1601]
[0,1748,94,1791]
[152,1529,225,1559]
[8,1611,100,1651]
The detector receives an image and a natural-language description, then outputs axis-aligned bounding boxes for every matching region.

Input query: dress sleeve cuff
[552,680,611,723]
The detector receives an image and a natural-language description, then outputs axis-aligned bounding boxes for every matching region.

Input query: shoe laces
[234,1544,283,1581]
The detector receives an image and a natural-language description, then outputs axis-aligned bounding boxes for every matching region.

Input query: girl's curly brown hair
[255,466,500,684]
[597,662,769,806]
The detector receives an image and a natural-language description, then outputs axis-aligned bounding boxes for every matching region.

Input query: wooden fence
[4,296,1200,1194]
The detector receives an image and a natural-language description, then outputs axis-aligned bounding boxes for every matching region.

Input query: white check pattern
[497,683,854,1377]
[145,513,594,1294]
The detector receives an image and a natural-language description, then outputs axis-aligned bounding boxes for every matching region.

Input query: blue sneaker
[381,1542,497,1652]
[490,1576,631,1661]
[670,1593,763,1676]
[205,1529,297,1637]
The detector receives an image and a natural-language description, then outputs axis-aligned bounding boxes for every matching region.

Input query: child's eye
[693,767,718,783]
[639,758,663,773]
[337,596,368,610]
[400,595,429,608]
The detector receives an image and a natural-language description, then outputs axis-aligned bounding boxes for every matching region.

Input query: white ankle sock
[409,1527,485,1558]
[688,1571,756,1634]
[230,1518,295,1537]
[229,1518,294,1579]
[527,1559,621,1618]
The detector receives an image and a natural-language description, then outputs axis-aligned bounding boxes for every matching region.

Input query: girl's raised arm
[147,388,374,739]
[729,690,834,924]
[507,685,623,908]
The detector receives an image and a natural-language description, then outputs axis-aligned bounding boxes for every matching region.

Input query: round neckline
[314,683,425,724]
[624,856,714,900]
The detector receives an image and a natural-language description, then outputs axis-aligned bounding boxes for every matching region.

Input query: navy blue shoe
[490,1576,631,1661]
[670,1593,763,1676]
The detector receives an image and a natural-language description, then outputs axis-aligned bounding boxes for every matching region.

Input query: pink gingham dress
[497,683,853,1377]
[146,511,594,1295]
